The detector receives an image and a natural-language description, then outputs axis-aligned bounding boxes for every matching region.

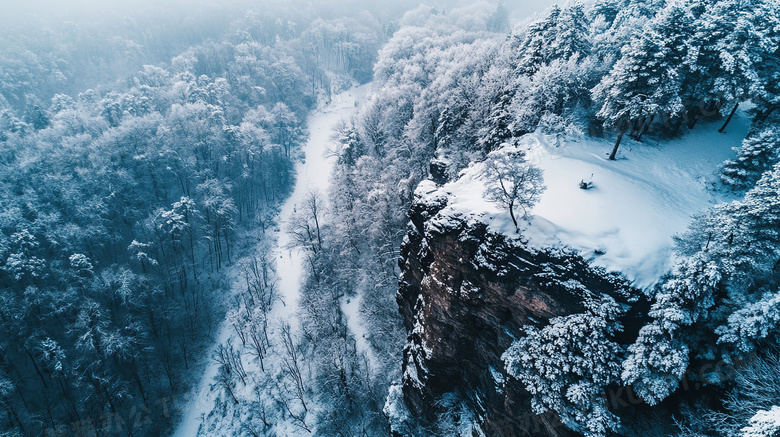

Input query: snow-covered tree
[702,352,780,436]
[4,229,45,282]
[622,252,721,404]
[717,291,780,355]
[513,5,562,75]
[510,54,601,135]
[746,0,780,120]
[198,179,238,269]
[721,127,780,190]
[740,406,780,437]
[683,0,746,122]
[592,0,693,157]
[550,3,592,62]
[503,297,625,436]
[589,0,665,64]
[480,143,545,231]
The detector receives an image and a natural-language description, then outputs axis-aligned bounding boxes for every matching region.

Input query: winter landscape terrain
[172,85,369,437]
[421,108,752,290]
[1,0,780,436]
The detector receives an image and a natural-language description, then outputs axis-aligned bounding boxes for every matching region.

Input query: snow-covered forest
[1,0,780,436]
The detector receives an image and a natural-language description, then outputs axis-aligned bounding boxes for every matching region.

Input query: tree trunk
[508,200,518,232]
[719,102,740,133]
[132,366,147,403]
[629,117,642,139]
[26,350,49,389]
[685,102,702,129]
[636,113,655,141]
[755,105,777,123]
[313,211,322,250]
[609,130,625,161]
[224,380,239,404]
[688,108,701,129]
[672,116,684,136]
[7,404,26,436]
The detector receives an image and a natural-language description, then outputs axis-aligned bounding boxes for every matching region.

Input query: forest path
[273,84,369,330]
[170,84,369,437]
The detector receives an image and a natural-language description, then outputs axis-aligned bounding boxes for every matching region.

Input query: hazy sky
[504,0,563,22]
[1,0,561,29]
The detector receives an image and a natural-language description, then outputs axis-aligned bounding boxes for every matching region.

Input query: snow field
[420,109,751,290]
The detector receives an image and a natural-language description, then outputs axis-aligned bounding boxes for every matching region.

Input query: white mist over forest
[1,0,559,28]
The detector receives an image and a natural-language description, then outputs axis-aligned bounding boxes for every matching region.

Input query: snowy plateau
[419,110,751,291]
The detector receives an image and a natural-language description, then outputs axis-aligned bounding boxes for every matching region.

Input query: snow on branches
[502,296,625,436]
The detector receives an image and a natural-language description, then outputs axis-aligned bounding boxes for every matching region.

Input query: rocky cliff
[394,181,645,436]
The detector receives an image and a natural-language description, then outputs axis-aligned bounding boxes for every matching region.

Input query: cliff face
[396,183,640,436]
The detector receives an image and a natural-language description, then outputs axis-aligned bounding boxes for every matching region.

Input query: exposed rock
[395,182,644,436]
[429,157,450,185]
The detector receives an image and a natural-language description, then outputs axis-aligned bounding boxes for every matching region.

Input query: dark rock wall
[396,188,641,436]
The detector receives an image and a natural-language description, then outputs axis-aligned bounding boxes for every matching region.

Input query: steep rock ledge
[396,182,644,436]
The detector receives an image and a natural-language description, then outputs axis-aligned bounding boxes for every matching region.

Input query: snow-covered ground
[742,406,780,437]
[342,285,379,370]
[419,110,751,290]
[275,84,369,329]
[170,84,369,437]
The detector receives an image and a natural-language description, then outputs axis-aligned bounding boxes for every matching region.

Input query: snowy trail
[274,85,369,329]
[170,85,369,437]
[342,289,380,370]
[170,325,231,437]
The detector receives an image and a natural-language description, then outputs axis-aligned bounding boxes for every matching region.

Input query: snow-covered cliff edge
[393,177,645,436]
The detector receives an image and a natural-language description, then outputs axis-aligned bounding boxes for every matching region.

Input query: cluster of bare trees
[203,181,395,434]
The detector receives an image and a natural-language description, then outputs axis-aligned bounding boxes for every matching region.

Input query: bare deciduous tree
[480,144,545,231]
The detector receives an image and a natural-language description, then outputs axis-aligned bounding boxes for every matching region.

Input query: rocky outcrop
[396,183,643,436]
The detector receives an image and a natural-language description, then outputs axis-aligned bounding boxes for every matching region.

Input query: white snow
[419,110,751,290]
[170,84,369,437]
[275,85,369,329]
[341,286,380,370]
[742,406,780,437]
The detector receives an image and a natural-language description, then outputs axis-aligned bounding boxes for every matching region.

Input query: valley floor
[171,84,369,437]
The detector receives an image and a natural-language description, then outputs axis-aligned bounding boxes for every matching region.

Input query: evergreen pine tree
[503,297,625,436]
[746,0,780,120]
[683,0,747,118]
[514,5,561,75]
[721,127,780,190]
[592,0,693,158]
[550,3,592,61]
